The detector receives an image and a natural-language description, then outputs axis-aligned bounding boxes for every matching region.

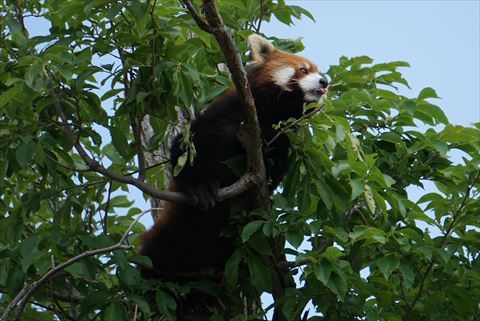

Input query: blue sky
[264,1,480,126]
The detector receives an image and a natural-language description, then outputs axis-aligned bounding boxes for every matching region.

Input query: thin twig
[124,160,169,176]
[103,180,113,234]
[278,239,333,269]
[256,0,264,33]
[133,304,138,321]
[1,208,159,321]
[131,113,146,181]
[12,0,29,43]
[45,154,91,173]
[267,103,325,147]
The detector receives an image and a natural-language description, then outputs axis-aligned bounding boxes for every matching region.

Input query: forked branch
[48,89,258,205]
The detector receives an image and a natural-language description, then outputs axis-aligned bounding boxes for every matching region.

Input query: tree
[0,0,479,321]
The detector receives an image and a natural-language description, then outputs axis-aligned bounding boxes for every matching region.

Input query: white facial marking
[299,73,321,92]
[273,67,295,91]
[299,72,324,103]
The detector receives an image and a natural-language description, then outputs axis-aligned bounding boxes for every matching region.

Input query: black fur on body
[140,71,304,279]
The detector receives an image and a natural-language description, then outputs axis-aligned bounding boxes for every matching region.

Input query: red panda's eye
[300,67,308,74]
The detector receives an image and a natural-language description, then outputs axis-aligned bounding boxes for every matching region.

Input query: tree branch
[181,0,213,33]
[49,89,259,204]
[1,208,159,321]
[182,0,266,191]
[183,1,292,320]
[48,89,256,205]
[278,239,333,269]
[133,115,147,181]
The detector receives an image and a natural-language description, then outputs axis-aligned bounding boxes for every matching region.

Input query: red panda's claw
[188,181,219,211]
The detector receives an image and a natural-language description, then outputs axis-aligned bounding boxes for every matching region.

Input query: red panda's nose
[319,77,329,88]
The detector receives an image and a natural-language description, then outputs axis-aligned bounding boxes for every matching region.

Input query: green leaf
[189,280,221,296]
[326,270,347,301]
[224,249,244,291]
[6,269,24,296]
[103,302,127,321]
[222,155,246,177]
[399,99,417,115]
[350,178,364,200]
[246,253,272,292]
[109,126,130,160]
[417,87,439,100]
[439,125,480,144]
[155,290,177,321]
[20,235,42,271]
[131,295,151,318]
[335,124,347,142]
[101,88,123,101]
[0,85,22,109]
[136,91,149,104]
[314,259,333,285]
[16,140,36,168]
[286,231,304,249]
[173,153,188,176]
[332,161,350,178]
[372,61,410,71]
[102,196,134,209]
[64,262,84,278]
[118,265,141,287]
[241,220,264,243]
[79,292,111,319]
[289,5,315,21]
[399,262,415,288]
[379,131,402,144]
[364,185,376,213]
[415,102,449,125]
[447,286,476,316]
[314,180,334,210]
[376,255,399,280]
[322,246,344,262]
[274,7,293,25]
[349,226,386,244]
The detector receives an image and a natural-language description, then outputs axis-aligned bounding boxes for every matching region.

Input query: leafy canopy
[0,0,479,321]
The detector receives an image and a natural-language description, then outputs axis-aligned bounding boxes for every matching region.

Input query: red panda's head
[248,35,328,103]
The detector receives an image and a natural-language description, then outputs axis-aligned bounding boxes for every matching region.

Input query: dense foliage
[0,0,479,320]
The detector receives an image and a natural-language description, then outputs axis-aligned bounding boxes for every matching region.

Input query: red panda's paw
[182,180,220,211]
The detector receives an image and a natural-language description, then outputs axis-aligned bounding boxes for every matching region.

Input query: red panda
[140,35,328,279]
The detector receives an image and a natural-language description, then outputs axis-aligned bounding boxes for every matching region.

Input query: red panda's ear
[248,34,275,64]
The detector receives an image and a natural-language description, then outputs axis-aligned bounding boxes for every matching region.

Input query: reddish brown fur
[253,49,319,87]
[139,182,176,248]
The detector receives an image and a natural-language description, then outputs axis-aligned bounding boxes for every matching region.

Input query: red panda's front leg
[169,117,243,211]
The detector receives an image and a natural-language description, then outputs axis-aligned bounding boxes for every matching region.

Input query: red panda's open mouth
[314,87,327,96]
